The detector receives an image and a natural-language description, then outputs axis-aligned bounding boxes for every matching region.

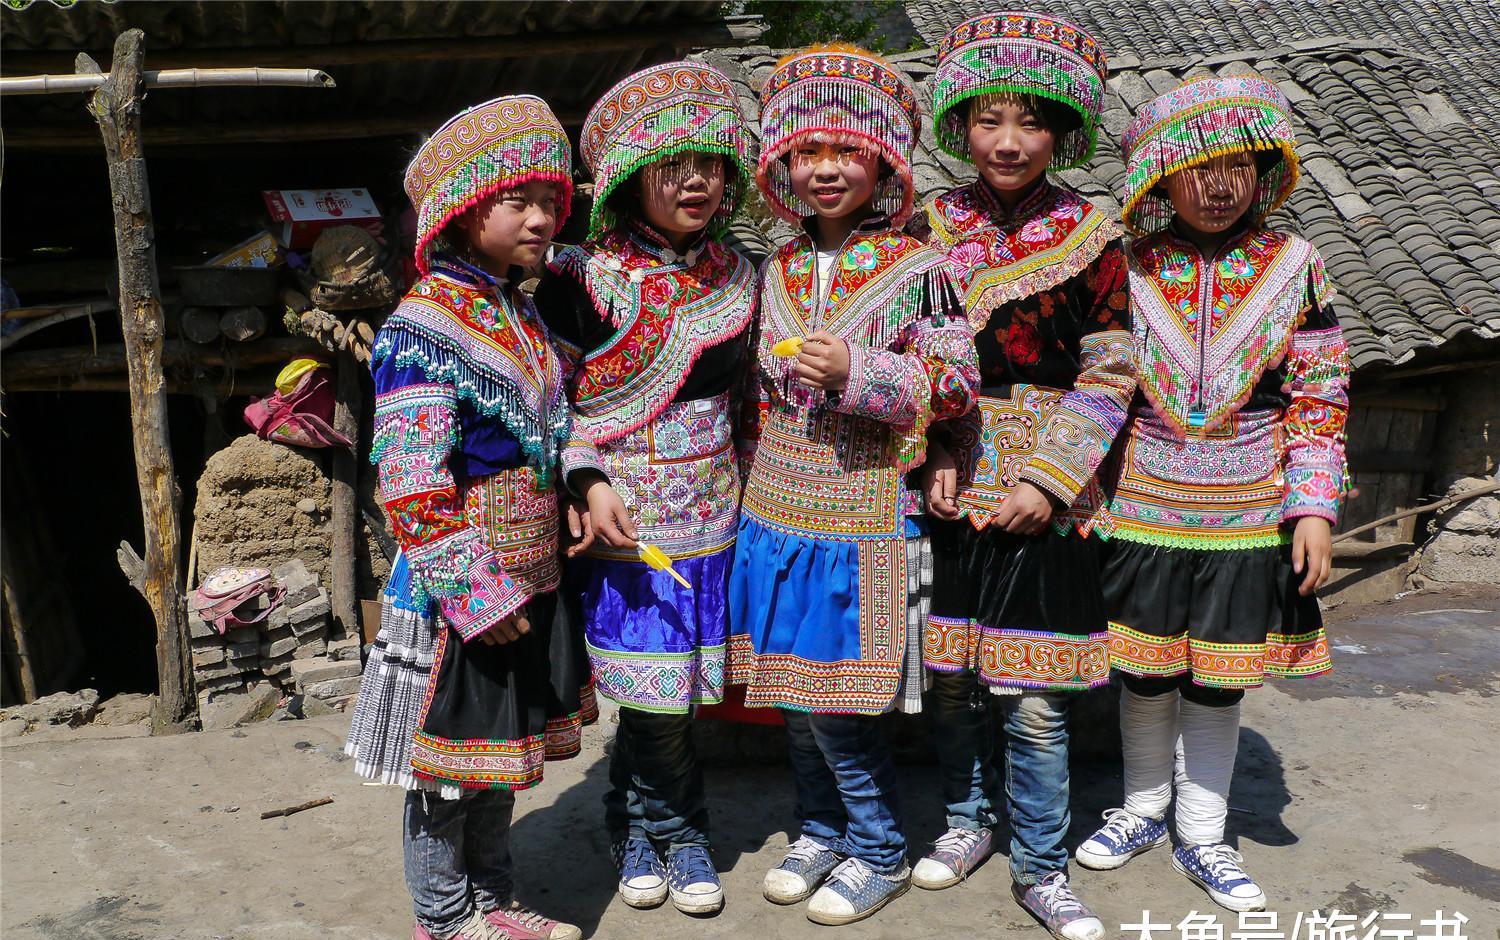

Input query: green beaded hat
[931,11,1108,169]
[580,60,753,241]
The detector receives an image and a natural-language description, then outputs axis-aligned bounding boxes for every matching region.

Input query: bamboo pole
[1,67,334,95]
[84,30,196,733]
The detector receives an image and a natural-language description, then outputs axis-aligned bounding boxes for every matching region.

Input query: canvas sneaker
[1173,843,1267,912]
[414,908,514,940]
[612,837,668,908]
[483,902,581,940]
[1074,808,1170,870]
[912,825,994,889]
[666,844,724,915]
[806,857,911,926]
[1013,872,1105,940]
[764,836,844,904]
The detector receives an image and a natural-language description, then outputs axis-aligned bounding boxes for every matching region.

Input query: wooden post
[329,352,362,640]
[84,30,195,733]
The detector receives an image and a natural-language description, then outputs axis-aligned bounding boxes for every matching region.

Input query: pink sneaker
[484,902,582,940]
[414,908,512,939]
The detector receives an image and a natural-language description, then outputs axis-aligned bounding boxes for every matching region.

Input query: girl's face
[639,151,726,239]
[459,179,561,271]
[1164,152,1258,235]
[789,136,881,220]
[967,97,1055,193]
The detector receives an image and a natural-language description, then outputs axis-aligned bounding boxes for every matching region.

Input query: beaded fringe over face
[580,60,753,241]
[931,11,1107,169]
[1122,74,1301,235]
[756,48,922,225]
[404,95,575,274]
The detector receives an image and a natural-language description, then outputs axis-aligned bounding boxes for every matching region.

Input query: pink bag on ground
[243,361,352,449]
[190,566,287,635]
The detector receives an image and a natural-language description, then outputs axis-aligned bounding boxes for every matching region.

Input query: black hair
[967,93,1083,137]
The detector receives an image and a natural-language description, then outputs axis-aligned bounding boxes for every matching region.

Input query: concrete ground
[3,587,1498,940]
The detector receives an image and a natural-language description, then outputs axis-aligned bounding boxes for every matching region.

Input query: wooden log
[1,337,323,383]
[220,306,267,343]
[180,306,223,344]
[329,352,361,641]
[259,796,333,820]
[1332,481,1500,543]
[0,302,109,352]
[84,32,195,734]
[3,368,282,396]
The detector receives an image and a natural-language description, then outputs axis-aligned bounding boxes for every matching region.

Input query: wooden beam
[2,368,282,396]
[85,30,197,733]
[4,108,589,150]
[0,19,763,75]
[329,354,361,643]
[1,67,334,96]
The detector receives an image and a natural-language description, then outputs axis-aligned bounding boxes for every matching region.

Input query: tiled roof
[705,3,1500,370]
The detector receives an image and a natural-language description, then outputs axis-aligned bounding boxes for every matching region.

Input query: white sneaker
[912,826,994,889]
[763,836,843,904]
[806,857,911,926]
[1173,844,1267,913]
[1074,808,1170,871]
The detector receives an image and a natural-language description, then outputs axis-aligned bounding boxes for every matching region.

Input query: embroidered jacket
[538,224,756,480]
[1111,226,1350,549]
[369,257,571,640]
[912,180,1134,533]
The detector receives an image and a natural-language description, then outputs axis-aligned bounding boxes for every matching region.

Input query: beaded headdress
[756,45,922,225]
[580,60,753,241]
[404,95,574,274]
[931,11,1107,169]
[1122,74,1301,235]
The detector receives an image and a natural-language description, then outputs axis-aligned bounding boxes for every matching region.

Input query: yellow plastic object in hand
[638,542,692,590]
[276,357,328,395]
[771,336,805,358]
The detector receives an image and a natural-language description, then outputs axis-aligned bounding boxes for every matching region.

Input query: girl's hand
[578,474,638,549]
[795,330,850,391]
[563,499,594,559]
[922,440,961,520]
[992,481,1054,536]
[479,608,530,646]
[1292,516,1333,596]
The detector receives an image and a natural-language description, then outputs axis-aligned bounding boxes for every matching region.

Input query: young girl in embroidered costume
[344,95,595,940]
[726,45,979,927]
[907,14,1132,940]
[533,61,755,917]
[1073,75,1347,914]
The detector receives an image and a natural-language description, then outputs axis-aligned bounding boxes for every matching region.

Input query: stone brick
[289,592,331,625]
[304,676,363,700]
[223,627,259,645]
[192,646,226,667]
[326,637,361,663]
[290,657,361,689]
[188,616,216,640]
[225,640,260,661]
[260,636,298,659]
[262,624,293,643]
[292,637,328,659]
[290,617,328,639]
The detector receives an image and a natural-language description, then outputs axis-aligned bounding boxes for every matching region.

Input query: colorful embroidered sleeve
[370,337,528,641]
[1280,267,1350,522]
[1021,243,1136,504]
[827,266,979,435]
[534,267,606,491]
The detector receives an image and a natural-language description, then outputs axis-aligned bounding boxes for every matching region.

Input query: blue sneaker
[666,845,723,915]
[806,857,911,926]
[1074,808,1170,870]
[611,838,667,909]
[1173,843,1267,913]
[764,836,844,904]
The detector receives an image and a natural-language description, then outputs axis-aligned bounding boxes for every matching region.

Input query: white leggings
[1120,683,1242,845]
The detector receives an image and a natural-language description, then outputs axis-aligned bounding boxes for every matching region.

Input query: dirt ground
[3,587,1498,940]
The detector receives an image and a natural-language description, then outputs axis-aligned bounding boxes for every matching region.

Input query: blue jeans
[404,788,514,935]
[1001,692,1071,885]
[781,709,907,874]
[604,707,709,854]
[926,670,1002,831]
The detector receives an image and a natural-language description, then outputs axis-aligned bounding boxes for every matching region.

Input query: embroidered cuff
[438,552,530,642]
[1282,465,1343,523]
[827,343,920,426]
[560,434,606,497]
[1020,389,1122,505]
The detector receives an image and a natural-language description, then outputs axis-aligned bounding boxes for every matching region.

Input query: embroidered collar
[972,177,1053,227]
[795,211,896,248]
[627,221,711,267]
[429,253,511,292]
